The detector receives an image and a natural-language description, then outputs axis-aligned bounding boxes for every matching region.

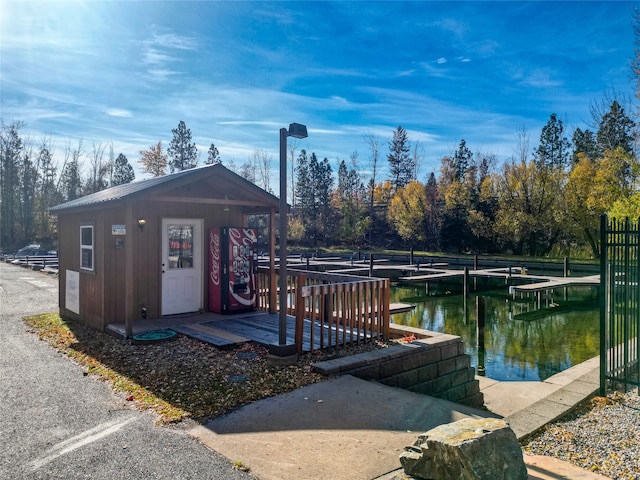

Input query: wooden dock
[399,267,600,297]
[107,310,380,352]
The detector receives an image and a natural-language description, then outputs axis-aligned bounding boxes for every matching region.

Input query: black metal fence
[600,214,640,394]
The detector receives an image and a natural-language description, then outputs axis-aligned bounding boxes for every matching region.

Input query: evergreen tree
[596,100,635,155]
[535,113,570,169]
[424,172,441,250]
[34,143,59,244]
[206,143,221,165]
[112,153,135,186]
[572,128,598,163]
[452,139,472,180]
[294,150,335,246]
[387,125,413,191]
[167,121,198,172]
[139,141,168,177]
[60,149,82,202]
[19,143,37,244]
[0,121,24,249]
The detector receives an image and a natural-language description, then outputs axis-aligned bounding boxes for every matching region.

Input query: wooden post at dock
[473,254,478,291]
[463,267,469,310]
[563,257,569,300]
[463,266,469,295]
[369,254,374,277]
[410,247,414,266]
[476,296,486,375]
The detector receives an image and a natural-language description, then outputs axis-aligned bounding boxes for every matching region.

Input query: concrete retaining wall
[312,329,484,408]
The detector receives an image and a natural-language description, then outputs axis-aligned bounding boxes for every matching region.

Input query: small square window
[80,225,94,271]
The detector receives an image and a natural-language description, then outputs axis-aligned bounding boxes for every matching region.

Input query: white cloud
[107,109,133,118]
[437,58,447,64]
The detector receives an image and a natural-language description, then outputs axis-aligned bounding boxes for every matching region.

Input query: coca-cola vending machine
[208,227,257,314]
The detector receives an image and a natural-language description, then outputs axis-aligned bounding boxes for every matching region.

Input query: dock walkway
[399,267,600,295]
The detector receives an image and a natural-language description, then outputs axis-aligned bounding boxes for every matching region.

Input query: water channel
[389,277,599,382]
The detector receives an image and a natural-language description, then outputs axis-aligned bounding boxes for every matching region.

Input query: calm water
[390,279,600,382]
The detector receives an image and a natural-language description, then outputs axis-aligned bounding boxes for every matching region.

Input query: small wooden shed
[49,164,280,335]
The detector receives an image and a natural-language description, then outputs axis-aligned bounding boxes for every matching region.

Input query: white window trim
[80,224,94,272]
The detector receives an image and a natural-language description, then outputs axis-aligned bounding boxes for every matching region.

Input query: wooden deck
[107,310,378,352]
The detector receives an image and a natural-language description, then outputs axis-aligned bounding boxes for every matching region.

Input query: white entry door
[161,218,203,316]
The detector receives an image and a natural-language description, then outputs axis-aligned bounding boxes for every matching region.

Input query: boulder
[399,418,527,480]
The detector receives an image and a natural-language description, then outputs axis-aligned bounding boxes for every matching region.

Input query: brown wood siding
[57,212,104,330]
[137,200,243,314]
[56,196,247,331]
[102,207,128,327]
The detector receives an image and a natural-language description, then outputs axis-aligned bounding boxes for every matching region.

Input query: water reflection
[390,281,599,382]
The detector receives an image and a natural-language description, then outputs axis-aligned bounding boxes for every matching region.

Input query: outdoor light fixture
[278,123,308,347]
[137,218,146,232]
[224,195,230,212]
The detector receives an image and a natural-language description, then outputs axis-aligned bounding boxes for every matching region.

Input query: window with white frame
[80,225,94,271]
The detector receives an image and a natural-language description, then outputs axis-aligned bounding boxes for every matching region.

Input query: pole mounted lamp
[279,123,308,347]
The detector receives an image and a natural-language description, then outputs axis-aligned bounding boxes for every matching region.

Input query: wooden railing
[256,267,390,355]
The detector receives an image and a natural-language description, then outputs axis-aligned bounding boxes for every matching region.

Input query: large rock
[399,418,527,480]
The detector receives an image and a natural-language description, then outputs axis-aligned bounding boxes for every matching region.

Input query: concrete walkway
[190,356,605,480]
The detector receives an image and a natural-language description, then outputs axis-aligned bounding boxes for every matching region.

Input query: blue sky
[1,1,638,193]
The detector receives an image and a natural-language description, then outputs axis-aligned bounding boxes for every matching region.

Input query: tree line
[1,98,639,258]
[288,99,639,259]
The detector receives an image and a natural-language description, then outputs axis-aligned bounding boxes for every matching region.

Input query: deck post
[269,208,277,314]
[295,273,306,356]
[383,278,390,340]
[369,254,374,277]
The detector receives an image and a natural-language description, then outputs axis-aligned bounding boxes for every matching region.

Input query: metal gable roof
[49,164,280,213]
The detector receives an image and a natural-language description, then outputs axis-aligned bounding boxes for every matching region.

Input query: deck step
[173,323,250,347]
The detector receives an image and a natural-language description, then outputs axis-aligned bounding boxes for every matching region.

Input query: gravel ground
[24,312,392,423]
[523,387,640,479]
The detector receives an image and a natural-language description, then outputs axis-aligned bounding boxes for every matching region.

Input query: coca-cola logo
[210,231,220,286]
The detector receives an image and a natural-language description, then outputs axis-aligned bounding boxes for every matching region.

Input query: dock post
[473,254,478,291]
[463,267,469,311]
[476,296,486,375]
[410,247,414,266]
[306,256,310,271]
[369,254,374,277]
[563,257,569,300]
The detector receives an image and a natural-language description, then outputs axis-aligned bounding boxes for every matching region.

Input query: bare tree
[411,140,425,181]
[513,127,530,163]
[58,139,85,201]
[85,141,108,194]
[363,132,380,245]
[248,148,273,192]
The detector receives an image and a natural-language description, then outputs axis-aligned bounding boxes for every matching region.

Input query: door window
[167,225,194,269]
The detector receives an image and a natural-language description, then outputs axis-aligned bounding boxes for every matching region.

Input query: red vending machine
[208,227,257,314]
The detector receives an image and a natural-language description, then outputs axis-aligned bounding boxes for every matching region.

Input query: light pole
[279,123,308,346]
